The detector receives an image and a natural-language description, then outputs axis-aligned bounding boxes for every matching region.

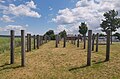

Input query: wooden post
[39,36,41,46]
[71,36,73,44]
[63,35,66,48]
[87,30,92,66]
[27,34,29,52]
[45,35,47,43]
[33,35,36,49]
[10,30,15,64]
[74,35,76,45]
[55,35,58,48]
[37,35,39,49]
[105,30,111,61]
[77,34,80,47]
[58,35,60,44]
[29,34,31,51]
[21,30,25,67]
[83,34,86,49]
[96,33,99,52]
[92,34,95,51]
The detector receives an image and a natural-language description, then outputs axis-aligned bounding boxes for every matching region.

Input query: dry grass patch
[0,41,120,79]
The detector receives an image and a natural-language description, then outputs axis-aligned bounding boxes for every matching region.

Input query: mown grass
[0,39,120,79]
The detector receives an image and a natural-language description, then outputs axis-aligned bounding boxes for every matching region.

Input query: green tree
[44,30,55,40]
[59,30,67,38]
[100,10,120,44]
[99,33,105,37]
[79,22,88,35]
[79,22,88,49]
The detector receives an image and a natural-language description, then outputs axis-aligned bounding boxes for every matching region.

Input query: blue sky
[0,0,120,35]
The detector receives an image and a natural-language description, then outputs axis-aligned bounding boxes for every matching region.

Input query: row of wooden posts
[55,30,111,66]
[10,30,50,67]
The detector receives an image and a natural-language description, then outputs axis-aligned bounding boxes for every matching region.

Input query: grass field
[0,40,120,79]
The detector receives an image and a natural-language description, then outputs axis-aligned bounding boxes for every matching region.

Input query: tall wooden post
[55,35,58,48]
[37,35,39,49]
[10,30,15,64]
[21,30,25,67]
[71,36,73,44]
[39,36,41,46]
[77,34,80,47]
[87,30,92,66]
[92,34,95,51]
[33,35,36,49]
[45,35,47,43]
[29,34,31,51]
[105,30,111,61]
[58,35,60,44]
[63,35,66,48]
[27,34,29,52]
[96,33,99,52]
[83,34,86,49]
[74,35,76,45]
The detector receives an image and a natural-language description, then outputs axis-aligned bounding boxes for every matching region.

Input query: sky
[0,0,120,35]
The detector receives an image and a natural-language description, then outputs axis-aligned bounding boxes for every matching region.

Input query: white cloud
[0,0,5,3]
[53,0,120,34]
[5,25,26,31]
[26,1,36,9]
[3,1,41,18]
[1,15,14,22]
[0,25,27,34]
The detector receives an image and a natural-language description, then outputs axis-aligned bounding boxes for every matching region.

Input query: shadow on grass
[69,60,108,71]
[95,60,106,64]
[0,63,11,67]
[69,65,88,71]
[0,63,23,71]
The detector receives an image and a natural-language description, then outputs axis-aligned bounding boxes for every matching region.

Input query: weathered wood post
[63,35,66,48]
[92,34,95,51]
[29,34,31,51]
[83,34,86,49]
[77,34,80,47]
[105,30,111,61]
[58,35,60,44]
[87,30,92,66]
[27,34,29,52]
[21,30,25,67]
[55,35,58,48]
[45,35,47,43]
[33,35,36,49]
[39,36,41,46]
[10,30,15,64]
[74,35,76,45]
[71,36,73,44]
[37,35,39,49]
[96,33,99,52]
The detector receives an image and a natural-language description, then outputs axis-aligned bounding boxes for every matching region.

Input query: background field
[0,38,120,79]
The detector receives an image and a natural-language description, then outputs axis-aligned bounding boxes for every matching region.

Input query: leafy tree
[79,22,88,35]
[59,30,67,38]
[44,30,55,40]
[100,10,120,44]
[99,33,105,37]
[79,22,88,49]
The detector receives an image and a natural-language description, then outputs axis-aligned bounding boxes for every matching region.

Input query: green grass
[0,40,120,79]
[0,37,21,54]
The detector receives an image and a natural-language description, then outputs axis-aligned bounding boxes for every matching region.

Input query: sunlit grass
[0,40,120,79]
